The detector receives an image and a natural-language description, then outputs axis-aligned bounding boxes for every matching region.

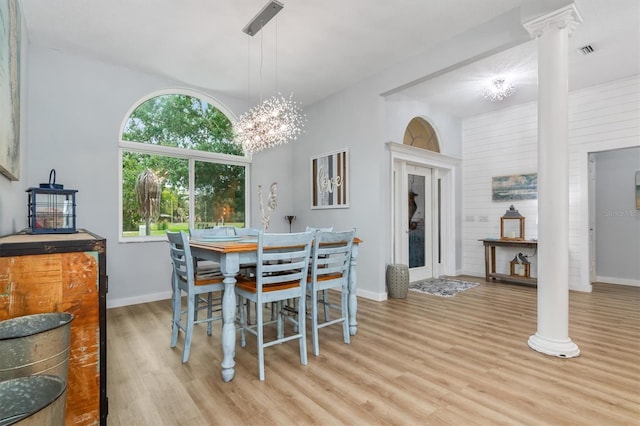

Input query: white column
[523,4,581,358]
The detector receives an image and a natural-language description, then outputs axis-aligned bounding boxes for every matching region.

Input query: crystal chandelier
[482,78,516,102]
[234,1,305,154]
[234,93,305,153]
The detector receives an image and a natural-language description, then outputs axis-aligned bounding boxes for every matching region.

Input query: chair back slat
[312,229,355,281]
[256,232,315,291]
[167,231,195,287]
[190,226,236,239]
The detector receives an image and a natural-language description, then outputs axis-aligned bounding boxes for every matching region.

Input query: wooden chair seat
[236,276,300,293]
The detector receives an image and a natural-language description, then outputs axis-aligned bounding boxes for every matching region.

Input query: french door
[395,163,433,282]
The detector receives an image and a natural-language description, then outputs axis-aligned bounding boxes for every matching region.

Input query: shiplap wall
[461,75,640,290]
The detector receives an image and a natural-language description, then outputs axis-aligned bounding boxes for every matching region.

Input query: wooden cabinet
[0,229,107,425]
[480,239,537,285]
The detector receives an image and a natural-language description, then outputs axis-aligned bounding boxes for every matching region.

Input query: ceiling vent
[578,44,595,55]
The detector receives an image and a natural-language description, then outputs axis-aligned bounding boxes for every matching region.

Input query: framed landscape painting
[492,173,537,201]
[0,0,21,181]
[311,149,349,209]
[636,170,640,210]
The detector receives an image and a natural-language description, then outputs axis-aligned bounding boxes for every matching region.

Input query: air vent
[578,44,595,55]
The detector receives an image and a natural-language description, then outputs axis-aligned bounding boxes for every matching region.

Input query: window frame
[118,89,251,243]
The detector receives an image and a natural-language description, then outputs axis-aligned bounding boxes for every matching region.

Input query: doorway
[388,142,458,283]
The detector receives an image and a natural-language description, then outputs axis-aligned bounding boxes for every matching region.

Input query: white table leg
[220,254,239,382]
[348,243,359,336]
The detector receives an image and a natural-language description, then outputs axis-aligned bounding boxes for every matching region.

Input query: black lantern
[500,205,525,241]
[26,169,78,234]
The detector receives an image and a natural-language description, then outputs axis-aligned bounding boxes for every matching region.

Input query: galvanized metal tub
[0,312,74,381]
[0,375,67,425]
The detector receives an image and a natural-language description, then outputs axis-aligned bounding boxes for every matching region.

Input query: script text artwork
[317,166,342,194]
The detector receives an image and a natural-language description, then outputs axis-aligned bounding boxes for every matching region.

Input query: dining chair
[307,229,355,356]
[188,227,235,323]
[305,226,334,232]
[305,225,334,320]
[189,226,235,276]
[234,227,261,237]
[167,230,225,363]
[235,230,315,381]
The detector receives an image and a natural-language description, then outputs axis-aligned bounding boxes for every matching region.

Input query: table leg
[348,244,358,336]
[484,244,490,281]
[490,246,496,275]
[219,255,239,382]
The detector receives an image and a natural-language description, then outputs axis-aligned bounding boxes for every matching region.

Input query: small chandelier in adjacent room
[482,78,516,102]
[234,0,305,154]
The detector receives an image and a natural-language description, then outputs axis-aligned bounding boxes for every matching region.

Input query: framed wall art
[0,0,21,181]
[311,149,349,209]
[636,170,640,210]
[492,173,537,201]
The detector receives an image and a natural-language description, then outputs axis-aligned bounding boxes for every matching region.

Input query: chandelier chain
[234,2,305,154]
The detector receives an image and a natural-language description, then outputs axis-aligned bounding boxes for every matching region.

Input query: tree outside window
[120,93,248,239]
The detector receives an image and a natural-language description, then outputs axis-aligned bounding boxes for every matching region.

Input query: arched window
[403,117,440,153]
[119,91,249,240]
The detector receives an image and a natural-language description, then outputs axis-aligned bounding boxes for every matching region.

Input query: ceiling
[19,0,639,118]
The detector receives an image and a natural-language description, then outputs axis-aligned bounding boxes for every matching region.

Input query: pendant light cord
[246,35,250,109]
[259,25,264,103]
[275,16,278,94]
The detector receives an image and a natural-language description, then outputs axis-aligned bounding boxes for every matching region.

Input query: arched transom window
[403,117,440,153]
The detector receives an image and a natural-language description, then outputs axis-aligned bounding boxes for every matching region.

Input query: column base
[528,333,580,358]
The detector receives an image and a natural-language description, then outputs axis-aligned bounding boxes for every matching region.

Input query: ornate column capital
[522,3,583,38]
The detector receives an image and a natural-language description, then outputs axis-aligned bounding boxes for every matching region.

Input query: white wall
[0,6,28,234]
[13,5,634,306]
[594,147,640,285]
[25,46,291,307]
[2,4,527,306]
[288,9,529,300]
[461,75,640,291]
[461,101,539,277]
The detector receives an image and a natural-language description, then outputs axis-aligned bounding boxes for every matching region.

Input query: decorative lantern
[500,205,525,241]
[26,169,77,234]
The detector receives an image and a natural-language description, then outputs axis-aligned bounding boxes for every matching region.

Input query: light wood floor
[106,278,639,425]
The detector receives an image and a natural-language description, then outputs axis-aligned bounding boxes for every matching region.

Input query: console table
[480,239,537,285]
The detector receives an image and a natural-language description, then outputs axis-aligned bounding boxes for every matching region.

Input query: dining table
[189,235,361,382]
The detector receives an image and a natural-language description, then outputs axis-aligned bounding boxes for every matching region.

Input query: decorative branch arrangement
[258,182,278,231]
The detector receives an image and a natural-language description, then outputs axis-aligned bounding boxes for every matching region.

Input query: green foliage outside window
[121,94,246,237]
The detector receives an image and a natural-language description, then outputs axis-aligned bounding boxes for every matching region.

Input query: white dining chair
[305,226,334,232]
[235,230,315,381]
[307,229,355,356]
[167,230,225,363]
[304,225,335,320]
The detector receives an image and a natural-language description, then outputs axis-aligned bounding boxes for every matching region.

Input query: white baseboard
[595,276,640,287]
[356,288,387,301]
[107,290,172,309]
[109,288,390,308]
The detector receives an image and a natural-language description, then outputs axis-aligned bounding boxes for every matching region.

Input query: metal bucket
[0,312,74,382]
[0,375,67,425]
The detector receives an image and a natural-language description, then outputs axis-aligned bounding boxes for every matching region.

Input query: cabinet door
[0,251,101,425]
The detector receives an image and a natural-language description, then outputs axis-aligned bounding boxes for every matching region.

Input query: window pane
[122,151,188,238]
[194,161,245,229]
[120,92,249,240]
[122,94,244,156]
